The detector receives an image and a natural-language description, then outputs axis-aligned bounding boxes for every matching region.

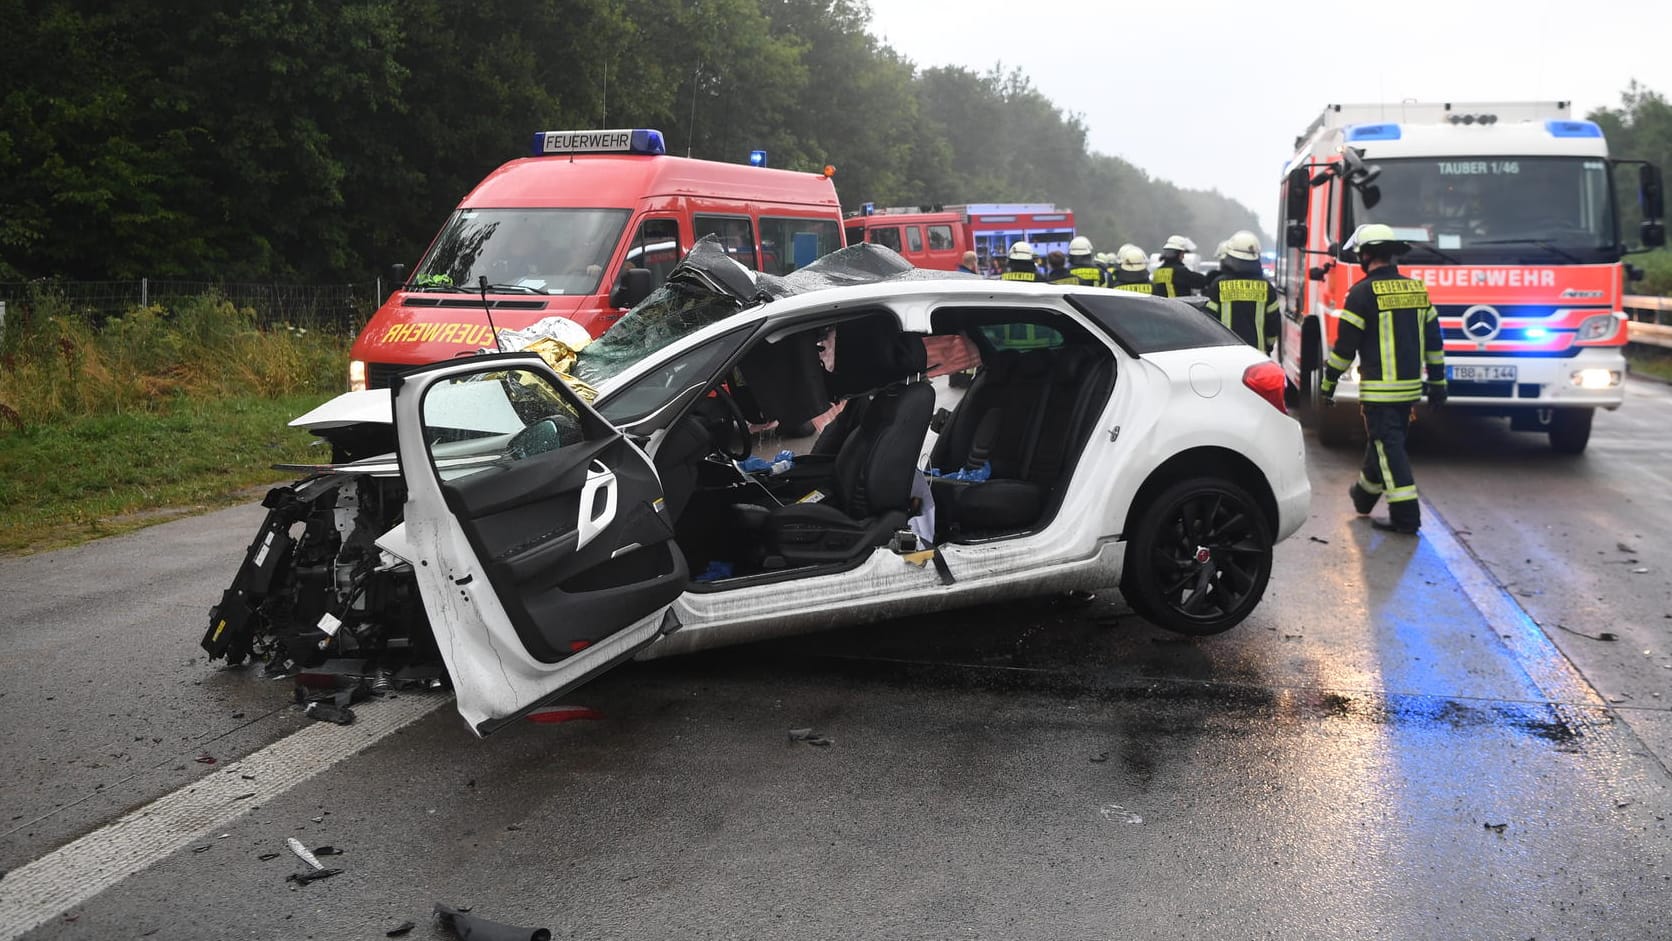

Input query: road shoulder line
[0,693,449,940]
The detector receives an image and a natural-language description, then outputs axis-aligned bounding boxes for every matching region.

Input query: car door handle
[576,461,619,552]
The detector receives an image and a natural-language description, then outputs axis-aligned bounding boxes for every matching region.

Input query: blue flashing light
[529,128,667,157]
[748,149,768,168]
[1346,123,1402,142]
[1524,327,1550,339]
[1545,120,1602,139]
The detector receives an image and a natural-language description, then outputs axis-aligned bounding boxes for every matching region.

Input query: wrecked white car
[204,239,1310,735]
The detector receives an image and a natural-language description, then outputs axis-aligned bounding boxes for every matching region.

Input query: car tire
[1122,476,1274,636]
[1547,408,1593,455]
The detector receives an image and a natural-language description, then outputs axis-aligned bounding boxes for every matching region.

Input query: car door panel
[392,355,687,734]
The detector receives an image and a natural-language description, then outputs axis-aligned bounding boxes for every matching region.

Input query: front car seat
[762,381,934,566]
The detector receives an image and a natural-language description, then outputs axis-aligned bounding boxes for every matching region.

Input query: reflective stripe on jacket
[1321,267,1445,403]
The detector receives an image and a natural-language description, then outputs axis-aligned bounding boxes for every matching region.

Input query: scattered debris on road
[1308,536,1330,545]
[193,753,216,764]
[434,902,552,941]
[788,728,833,747]
[286,867,343,886]
[1090,752,1110,763]
[1484,822,1508,834]
[1552,623,1618,642]
[526,705,603,724]
[1099,803,1144,825]
[287,837,324,870]
[386,921,416,938]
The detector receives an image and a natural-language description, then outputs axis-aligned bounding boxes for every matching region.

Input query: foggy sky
[866,0,1672,236]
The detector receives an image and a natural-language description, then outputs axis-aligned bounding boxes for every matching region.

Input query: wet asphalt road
[2,380,1671,940]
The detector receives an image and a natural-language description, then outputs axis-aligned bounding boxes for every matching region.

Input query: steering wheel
[711,385,754,461]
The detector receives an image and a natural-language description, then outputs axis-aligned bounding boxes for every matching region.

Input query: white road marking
[0,693,449,939]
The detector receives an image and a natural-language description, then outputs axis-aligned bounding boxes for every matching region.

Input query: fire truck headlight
[1571,368,1621,389]
[1575,314,1623,343]
[348,359,368,392]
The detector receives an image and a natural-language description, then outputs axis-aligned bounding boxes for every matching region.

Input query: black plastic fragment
[287,867,343,885]
[386,921,417,937]
[257,853,281,861]
[434,902,551,941]
[304,701,356,725]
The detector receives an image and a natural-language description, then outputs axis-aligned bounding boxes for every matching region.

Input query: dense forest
[0,0,1263,284]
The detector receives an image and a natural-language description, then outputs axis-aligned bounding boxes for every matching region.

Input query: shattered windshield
[1353,157,1618,263]
[412,208,630,295]
[572,281,745,385]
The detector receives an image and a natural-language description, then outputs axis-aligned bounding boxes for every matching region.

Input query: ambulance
[348,129,845,391]
[1276,102,1665,453]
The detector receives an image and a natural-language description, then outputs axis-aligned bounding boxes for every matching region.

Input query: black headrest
[982,348,1021,383]
[1053,345,1096,381]
[1012,350,1051,380]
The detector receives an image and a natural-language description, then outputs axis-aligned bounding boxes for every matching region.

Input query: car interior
[652,306,1118,587]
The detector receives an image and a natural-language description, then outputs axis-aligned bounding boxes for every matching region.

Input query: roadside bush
[0,288,348,429]
[1635,249,1672,298]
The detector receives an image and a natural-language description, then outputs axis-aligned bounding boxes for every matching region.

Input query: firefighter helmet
[1224,230,1261,261]
[1162,234,1195,253]
[1008,241,1036,262]
[1213,240,1229,260]
[1349,223,1411,255]
[1116,244,1149,271]
[1068,235,1094,258]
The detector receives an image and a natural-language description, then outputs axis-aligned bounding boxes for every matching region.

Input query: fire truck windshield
[1352,157,1618,263]
[411,208,631,294]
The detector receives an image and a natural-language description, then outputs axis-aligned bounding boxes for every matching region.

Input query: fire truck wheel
[1548,408,1593,455]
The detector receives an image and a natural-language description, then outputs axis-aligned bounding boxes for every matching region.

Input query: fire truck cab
[349,129,844,390]
[1277,102,1665,453]
[844,209,972,271]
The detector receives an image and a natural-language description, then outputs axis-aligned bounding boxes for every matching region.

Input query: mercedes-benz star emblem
[1461,305,1502,344]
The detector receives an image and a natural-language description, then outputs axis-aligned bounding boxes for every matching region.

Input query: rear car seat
[930,345,1111,539]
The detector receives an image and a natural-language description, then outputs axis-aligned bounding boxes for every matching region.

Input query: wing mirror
[609,267,654,309]
[1285,220,1309,249]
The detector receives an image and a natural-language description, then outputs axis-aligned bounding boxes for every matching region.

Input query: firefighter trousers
[1352,403,1420,528]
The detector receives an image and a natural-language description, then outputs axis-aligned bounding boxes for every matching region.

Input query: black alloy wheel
[1122,476,1274,635]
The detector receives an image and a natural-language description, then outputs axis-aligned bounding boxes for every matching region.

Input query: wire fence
[0,279,382,332]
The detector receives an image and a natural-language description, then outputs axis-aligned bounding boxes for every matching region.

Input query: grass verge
[0,392,333,554]
[1626,344,1672,383]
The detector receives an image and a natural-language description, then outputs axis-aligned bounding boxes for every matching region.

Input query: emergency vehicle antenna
[476,276,504,352]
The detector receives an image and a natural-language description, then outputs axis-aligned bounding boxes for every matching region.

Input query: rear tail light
[1242,361,1288,414]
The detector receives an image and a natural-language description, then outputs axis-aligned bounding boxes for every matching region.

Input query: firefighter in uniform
[1203,240,1229,290]
[1153,234,1206,298]
[1065,236,1104,286]
[1109,244,1159,294]
[1203,230,1281,352]
[1001,242,1045,282]
[1321,223,1447,535]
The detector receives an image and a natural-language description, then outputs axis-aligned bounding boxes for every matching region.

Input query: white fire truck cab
[1276,101,1666,453]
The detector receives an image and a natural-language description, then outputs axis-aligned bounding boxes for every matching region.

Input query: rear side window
[694,215,757,270]
[1066,293,1243,354]
[845,225,864,247]
[981,324,1064,351]
[905,226,923,252]
[759,217,842,275]
[927,225,954,250]
[870,226,902,252]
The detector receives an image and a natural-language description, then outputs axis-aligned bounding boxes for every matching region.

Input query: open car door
[389,353,687,735]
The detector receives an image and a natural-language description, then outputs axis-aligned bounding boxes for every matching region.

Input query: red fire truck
[1276,102,1665,453]
[348,128,844,390]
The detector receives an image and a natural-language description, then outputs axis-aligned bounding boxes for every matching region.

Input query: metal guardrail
[1624,295,1672,349]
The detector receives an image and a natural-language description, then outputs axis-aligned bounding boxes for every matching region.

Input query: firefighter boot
[1349,482,1380,516]
[1372,503,1421,535]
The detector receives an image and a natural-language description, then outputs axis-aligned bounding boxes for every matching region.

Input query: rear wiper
[1470,238,1582,264]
